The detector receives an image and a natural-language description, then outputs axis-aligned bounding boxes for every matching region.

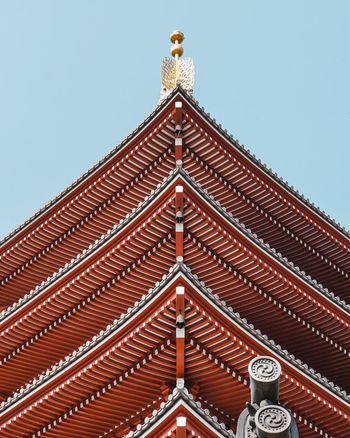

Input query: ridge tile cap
[180,168,350,314]
[179,88,350,240]
[122,386,235,438]
[0,87,182,247]
[178,263,350,405]
[0,168,181,322]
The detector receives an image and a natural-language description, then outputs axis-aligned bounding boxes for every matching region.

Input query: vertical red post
[175,137,182,162]
[174,101,183,168]
[174,100,185,390]
[176,416,186,438]
[175,185,184,261]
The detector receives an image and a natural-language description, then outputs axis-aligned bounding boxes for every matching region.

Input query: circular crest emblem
[248,356,281,382]
[255,405,291,435]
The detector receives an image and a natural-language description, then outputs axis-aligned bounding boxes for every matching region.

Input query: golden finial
[159,30,194,103]
[170,30,184,59]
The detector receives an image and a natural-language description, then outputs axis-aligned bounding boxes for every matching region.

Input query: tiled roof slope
[0,87,349,438]
[1,267,349,437]
[1,87,349,309]
[119,387,235,438]
[0,171,349,401]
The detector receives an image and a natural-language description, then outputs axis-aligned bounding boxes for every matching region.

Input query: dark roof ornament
[175,207,184,223]
[176,309,185,328]
[237,356,299,438]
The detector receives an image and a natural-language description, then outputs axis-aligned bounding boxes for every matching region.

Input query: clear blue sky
[0,0,349,239]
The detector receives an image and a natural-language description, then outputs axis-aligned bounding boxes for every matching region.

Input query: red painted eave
[1,272,348,437]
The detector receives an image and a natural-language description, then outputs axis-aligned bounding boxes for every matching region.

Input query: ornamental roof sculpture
[0,31,349,438]
[160,30,194,102]
[237,356,299,438]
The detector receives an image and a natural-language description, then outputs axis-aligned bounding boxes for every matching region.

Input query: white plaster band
[177,416,187,427]
[176,286,185,295]
[176,223,184,232]
[176,328,185,338]
[176,378,184,389]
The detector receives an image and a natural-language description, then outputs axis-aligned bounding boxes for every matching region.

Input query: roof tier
[1,88,349,311]
[1,87,349,438]
[1,272,348,437]
[1,174,349,403]
[0,100,177,308]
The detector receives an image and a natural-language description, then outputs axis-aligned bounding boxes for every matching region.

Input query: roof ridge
[178,263,350,405]
[182,88,350,240]
[0,167,181,322]
[2,264,348,414]
[180,168,350,314]
[121,386,235,438]
[0,87,181,247]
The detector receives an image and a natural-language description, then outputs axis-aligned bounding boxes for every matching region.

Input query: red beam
[175,185,184,260]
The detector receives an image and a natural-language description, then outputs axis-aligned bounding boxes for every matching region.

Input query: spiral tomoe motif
[255,405,291,434]
[249,356,281,382]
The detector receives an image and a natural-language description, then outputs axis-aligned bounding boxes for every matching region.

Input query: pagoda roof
[1,170,349,399]
[1,86,349,247]
[1,87,350,310]
[2,169,349,323]
[1,85,350,437]
[1,268,349,437]
[0,169,350,323]
[119,387,235,438]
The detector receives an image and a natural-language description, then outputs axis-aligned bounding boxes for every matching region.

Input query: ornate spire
[159,30,195,102]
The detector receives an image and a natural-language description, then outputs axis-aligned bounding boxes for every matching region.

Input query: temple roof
[1,86,349,247]
[1,267,349,437]
[1,171,349,402]
[1,83,349,438]
[2,168,349,322]
[120,387,235,438]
